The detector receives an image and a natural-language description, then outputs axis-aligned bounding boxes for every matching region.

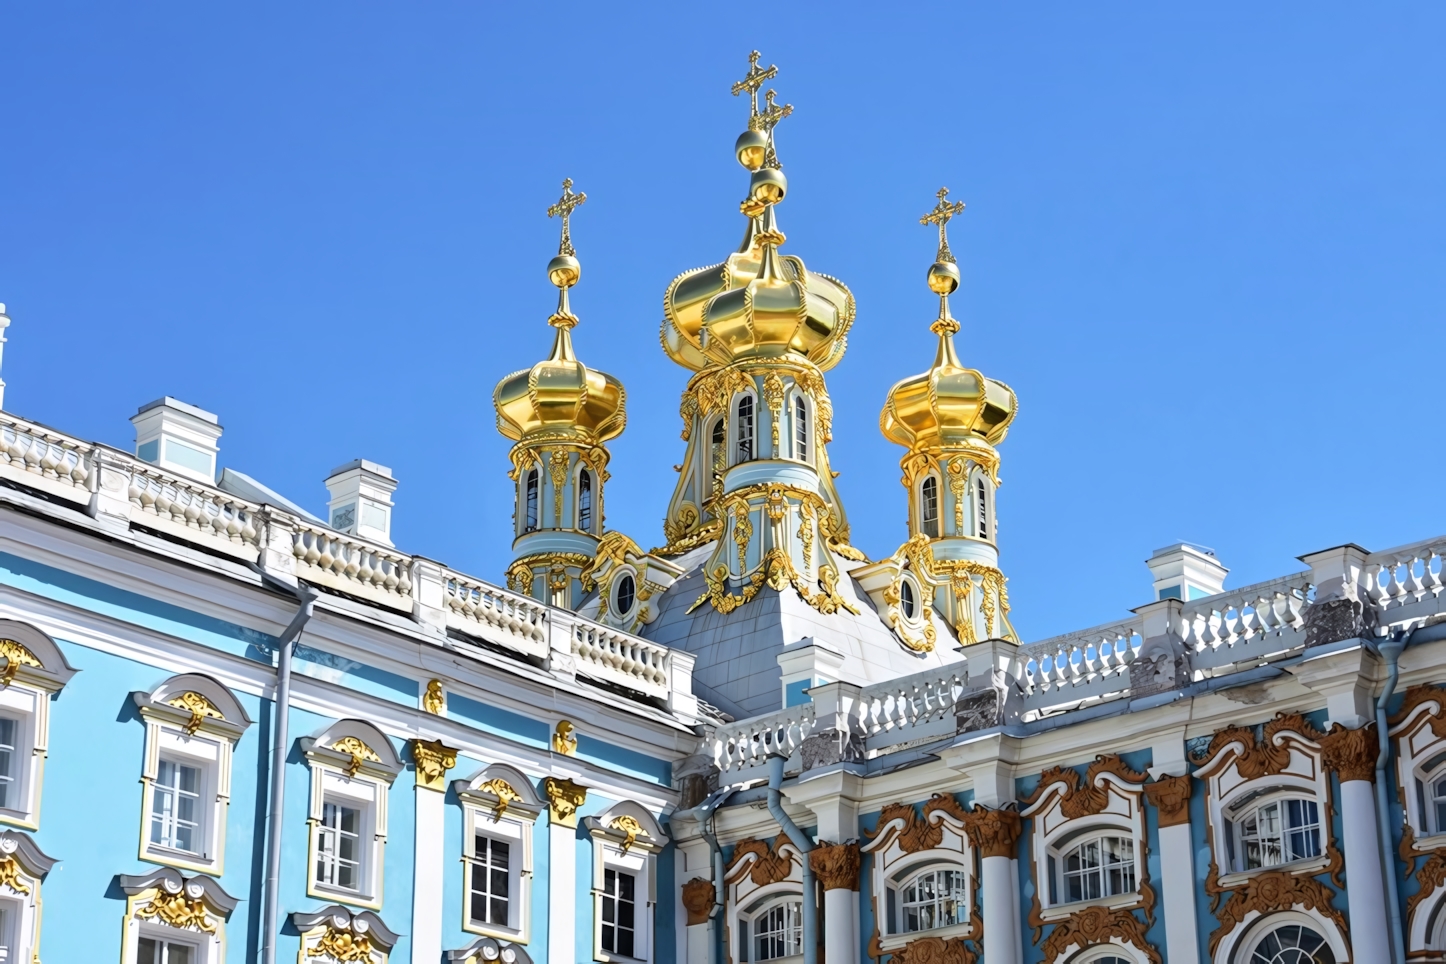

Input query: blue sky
[1,4,1442,641]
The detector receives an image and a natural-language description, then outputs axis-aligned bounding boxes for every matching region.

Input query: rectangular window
[601,868,636,958]
[315,801,362,891]
[150,759,202,854]
[0,717,17,810]
[469,834,511,927]
[137,936,195,964]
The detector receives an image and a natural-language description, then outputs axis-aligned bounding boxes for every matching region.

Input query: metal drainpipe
[259,580,317,964]
[766,755,816,964]
[1377,620,1446,964]
[701,813,726,964]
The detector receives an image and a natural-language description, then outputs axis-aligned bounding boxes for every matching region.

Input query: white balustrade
[291,523,414,611]
[1364,536,1446,620]
[443,572,549,660]
[712,703,817,774]
[1180,572,1312,668]
[1017,618,1142,700]
[571,618,671,700]
[0,415,92,504]
[857,664,970,740]
[127,466,262,561]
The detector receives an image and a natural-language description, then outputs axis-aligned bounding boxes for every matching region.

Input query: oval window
[900,578,916,619]
[616,573,636,616]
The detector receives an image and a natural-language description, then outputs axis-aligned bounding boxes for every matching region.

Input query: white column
[544,777,585,964]
[1340,777,1389,962]
[409,739,456,964]
[824,889,857,963]
[1143,774,1199,964]
[981,854,1019,964]
[411,783,445,964]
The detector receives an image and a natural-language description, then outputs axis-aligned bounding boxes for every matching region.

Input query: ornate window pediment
[290,905,398,964]
[1389,684,1446,955]
[301,721,402,910]
[119,867,237,964]
[1018,756,1157,964]
[445,935,534,964]
[861,794,978,952]
[133,673,252,875]
[726,833,805,964]
[0,830,54,963]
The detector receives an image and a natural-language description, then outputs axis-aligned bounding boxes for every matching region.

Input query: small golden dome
[880,188,1017,451]
[493,180,626,446]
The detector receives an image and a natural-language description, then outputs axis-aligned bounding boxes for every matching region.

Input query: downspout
[257,577,317,964]
[767,754,816,964]
[701,810,726,964]
[1378,619,1446,964]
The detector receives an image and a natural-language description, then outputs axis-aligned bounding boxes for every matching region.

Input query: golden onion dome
[880,188,1017,451]
[660,61,855,373]
[493,180,626,445]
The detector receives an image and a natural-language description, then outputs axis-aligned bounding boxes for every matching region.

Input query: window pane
[167,944,193,964]
[137,938,159,964]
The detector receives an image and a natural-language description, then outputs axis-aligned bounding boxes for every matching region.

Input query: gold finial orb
[927,260,960,295]
[548,253,581,289]
[750,167,787,205]
[736,129,768,171]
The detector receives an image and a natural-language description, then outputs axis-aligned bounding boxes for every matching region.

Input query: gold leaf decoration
[331,736,382,778]
[165,691,225,735]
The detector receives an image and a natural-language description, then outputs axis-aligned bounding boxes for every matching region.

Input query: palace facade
[0,51,1441,964]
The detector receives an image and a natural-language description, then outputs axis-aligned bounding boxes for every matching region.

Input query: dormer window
[1055,833,1135,904]
[793,396,808,462]
[920,477,940,539]
[524,469,539,533]
[736,396,755,463]
[1226,794,1321,872]
[578,469,593,532]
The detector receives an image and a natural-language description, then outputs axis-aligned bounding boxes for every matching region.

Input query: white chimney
[324,460,397,546]
[131,397,222,485]
[1146,543,1228,602]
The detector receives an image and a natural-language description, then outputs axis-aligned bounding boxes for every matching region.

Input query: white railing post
[547,609,578,683]
[410,557,448,636]
[1130,597,1188,697]
[1300,544,1372,645]
[88,447,133,535]
[257,508,298,584]
[665,649,698,721]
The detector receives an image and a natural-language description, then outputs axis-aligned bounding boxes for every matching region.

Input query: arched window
[577,469,593,532]
[1429,767,1446,834]
[736,396,755,463]
[1226,795,1320,872]
[1245,923,1336,964]
[742,899,802,962]
[524,469,539,533]
[898,868,968,932]
[920,477,939,539]
[900,579,916,620]
[710,419,726,492]
[976,478,989,540]
[793,396,808,461]
[1054,834,1135,904]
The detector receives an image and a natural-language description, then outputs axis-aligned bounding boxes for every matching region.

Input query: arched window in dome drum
[710,419,726,492]
[524,469,539,533]
[976,478,989,540]
[736,396,755,463]
[793,396,808,461]
[921,477,939,539]
[578,469,593,532]
[900,578,916,619]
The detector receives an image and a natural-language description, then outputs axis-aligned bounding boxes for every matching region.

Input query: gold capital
[544,776,588,828]
[410,738,458,792]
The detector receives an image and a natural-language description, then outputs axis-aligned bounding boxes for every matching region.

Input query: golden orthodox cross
[920,187,967,263]
[731,50,778,127]
[759,89,793,168]
[547,178,587,257]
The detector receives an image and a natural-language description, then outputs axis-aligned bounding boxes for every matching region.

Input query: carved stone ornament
[543,777,587,828]
[1039,904,1160,964]
[476,779,523,821]
[1389,683,1446,733]
[888,936,977,964]
[809,840,861,891]
[728,835,796,887]
[962,805,1022,859]
[1188,712,1325,779]
[1143,774,1192,828]
[0,856,29,896]
[1208,870,1347,957]
[1021,755,1148,820]
[552,720,578,756]
[0,639,41,687]
[410,739,458,792]
[310,925,376,962]
[293,906,398,962]
[681,877,716,927]
[800,726,863,772]
[330,736,382,779]
[954,687,1001,734]
[138,888,217,934]
[865,794,971,855]
[1303,592,1377,648]
[1400,825,1446,922]
[422,679,445,715]
[165,691,226,735]
[611,815,646,854]
[1319,722,1378,783]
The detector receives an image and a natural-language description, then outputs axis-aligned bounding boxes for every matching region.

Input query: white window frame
[134,675,250,877]
[522,468,540,534]
[0,688,42,831]
[461,804,534,941]
[891,865,970,935]
[133,928,207,964]
[733,392,757,466]
[1224,792,1323,874]
[0,833,50,964]
[789,392,810,464]
[860,800,975,950]
[1050,831,1137,906]
[1226,910,1348,964]
[576,465,595,533]
[741,894,803,963]
[971,472,994,542]
[919,476,941,539]
[302,721,403,911]
[585,802,668,964]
